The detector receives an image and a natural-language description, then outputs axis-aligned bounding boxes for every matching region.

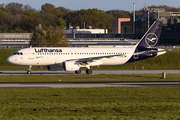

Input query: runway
[1,70,180,75]
[0,70,180,88]
[0,81,180,88]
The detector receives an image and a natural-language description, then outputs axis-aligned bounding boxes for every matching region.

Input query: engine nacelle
[63,61,80,71]
[47,64,63,71]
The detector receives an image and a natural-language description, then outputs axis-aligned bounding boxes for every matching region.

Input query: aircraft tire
[27,70,31,74]
[86,69,92,74]
[75,69,81,74]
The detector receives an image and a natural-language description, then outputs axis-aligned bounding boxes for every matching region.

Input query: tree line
[0,2,180,33]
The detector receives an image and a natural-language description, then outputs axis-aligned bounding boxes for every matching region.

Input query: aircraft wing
[66,54,126,64]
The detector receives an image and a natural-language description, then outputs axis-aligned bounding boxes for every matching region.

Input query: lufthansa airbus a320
[7,21,166,74]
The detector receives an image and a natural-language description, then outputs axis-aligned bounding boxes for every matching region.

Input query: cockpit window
[13,52,23,55]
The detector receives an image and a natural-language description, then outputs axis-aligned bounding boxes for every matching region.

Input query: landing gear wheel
[75,69,81,74]
[86,69,92,74]
[27,65,32,74]
[27,70,31,74]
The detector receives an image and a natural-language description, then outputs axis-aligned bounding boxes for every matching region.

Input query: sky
[1,0,180,11]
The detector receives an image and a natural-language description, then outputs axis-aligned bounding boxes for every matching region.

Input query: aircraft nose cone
[7,56,18,64]
[7,56,13,64]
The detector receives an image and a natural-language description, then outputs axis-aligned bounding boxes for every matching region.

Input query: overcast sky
[1,0,180,11]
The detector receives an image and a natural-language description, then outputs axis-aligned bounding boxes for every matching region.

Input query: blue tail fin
[136,21,163,48]
[126,21,163,63]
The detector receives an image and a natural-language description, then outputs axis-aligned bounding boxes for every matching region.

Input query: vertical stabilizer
[136,21,163,48]
[126,21,163,63]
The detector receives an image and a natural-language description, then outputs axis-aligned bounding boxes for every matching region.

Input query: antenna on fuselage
[30,45,32,48]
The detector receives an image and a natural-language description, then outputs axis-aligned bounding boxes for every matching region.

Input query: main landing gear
[27,65,32,74]
[75,69,92,74]
[75,69,81,74]
[86,69,92,74]
[75,65,93,74]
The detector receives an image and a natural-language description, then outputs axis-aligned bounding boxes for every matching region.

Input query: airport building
[120,8,180,34]
[63,26,108,34]
[119,7,180,45]
[0,33,32,48]
[0,32,137,48]
[112,18,131,33]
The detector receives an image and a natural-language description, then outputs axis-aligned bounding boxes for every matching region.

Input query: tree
[0,12,16,32]
[57,6,71,17]
[30,26,69,47]
[66,9,113,31]
[21,12,38,32]
[41,3,55,12]
[5,2,23,14]
[39,12,59,28]
[22,5,36,12]
[0,4,11,13]
[106,10,131,18]
[170,8,180,12]
[58,18,66,29]
[41,3,62,17]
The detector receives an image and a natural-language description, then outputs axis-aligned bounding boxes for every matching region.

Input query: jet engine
[47,64,63,71]
[63,61,80,71]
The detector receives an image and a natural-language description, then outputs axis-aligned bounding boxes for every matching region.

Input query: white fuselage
[7,47,136,66]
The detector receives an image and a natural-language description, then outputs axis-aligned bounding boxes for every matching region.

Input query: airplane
[7,21,166,74]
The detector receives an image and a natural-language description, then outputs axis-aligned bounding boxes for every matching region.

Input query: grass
[0,87,180,119]
[0,74,180,82]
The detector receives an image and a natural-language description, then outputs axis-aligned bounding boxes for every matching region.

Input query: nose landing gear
[27,65,32,74]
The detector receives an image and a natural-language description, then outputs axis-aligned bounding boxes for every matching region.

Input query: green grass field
[0,74,180,82]
[0,74,180,120]
[0,87,180,120]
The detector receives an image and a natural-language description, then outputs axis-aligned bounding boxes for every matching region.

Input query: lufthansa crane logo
[145,33,158,46]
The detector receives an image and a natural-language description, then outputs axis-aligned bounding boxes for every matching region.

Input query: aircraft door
[29,48,34,59]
